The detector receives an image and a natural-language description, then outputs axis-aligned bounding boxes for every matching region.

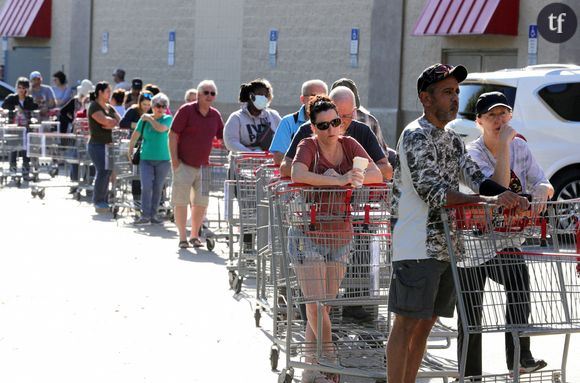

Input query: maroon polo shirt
[170,102,224,167]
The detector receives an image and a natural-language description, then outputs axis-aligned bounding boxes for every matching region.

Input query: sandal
[189,238,203,248]
[178,240,189,249]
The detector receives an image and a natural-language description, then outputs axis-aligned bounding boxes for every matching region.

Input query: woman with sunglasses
[87,81,121,212]
[127,93,172,224]
[223,78,281,152]
[120,91,153,131]
[120,91,153,204]
[289,96,381,383]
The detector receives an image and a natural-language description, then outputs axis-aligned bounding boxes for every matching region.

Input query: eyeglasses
[203,90,216,96]
[153,104,166,109]
[142,93,153,100]
[17,86,29,90]
[315,118,342,131]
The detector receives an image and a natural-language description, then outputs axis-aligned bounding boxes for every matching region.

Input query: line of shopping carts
[220,151,580,383]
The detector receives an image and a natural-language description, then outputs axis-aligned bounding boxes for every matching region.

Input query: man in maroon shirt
[169,80,224,249]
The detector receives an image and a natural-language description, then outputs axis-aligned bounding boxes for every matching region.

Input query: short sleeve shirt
[88,101,117,144]
[136,114,173,161]
[269,105,306,153]
[170,102,224,167]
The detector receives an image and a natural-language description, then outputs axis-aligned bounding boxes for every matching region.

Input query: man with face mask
[223,79,281,152]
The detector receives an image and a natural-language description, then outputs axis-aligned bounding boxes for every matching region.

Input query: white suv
[449,64,580,201]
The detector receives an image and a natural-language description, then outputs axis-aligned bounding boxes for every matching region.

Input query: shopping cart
[275,183,397,382]
[200,159,230,251]
[253,164,281,327]
[0,124,27,187]
[442,200,580,382]
[226,151,273,294]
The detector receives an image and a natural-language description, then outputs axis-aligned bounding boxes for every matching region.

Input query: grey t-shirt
[29,85,56,118]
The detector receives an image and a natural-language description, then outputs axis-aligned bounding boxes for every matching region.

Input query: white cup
[351,156,369,188]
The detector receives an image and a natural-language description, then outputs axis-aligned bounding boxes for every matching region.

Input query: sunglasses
[315,118,342,131]
[153,104,166,109]
[203,90,216,96]
[142,93,153,100]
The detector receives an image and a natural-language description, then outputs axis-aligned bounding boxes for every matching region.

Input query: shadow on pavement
[178,248,226,265]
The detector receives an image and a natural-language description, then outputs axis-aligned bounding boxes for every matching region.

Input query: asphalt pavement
[0,176,578,383]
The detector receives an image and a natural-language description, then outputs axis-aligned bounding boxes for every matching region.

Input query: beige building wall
[90,0,197,107]
[240,0,373,116]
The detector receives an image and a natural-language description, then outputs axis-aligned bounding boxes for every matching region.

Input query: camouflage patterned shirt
[391,116,486,262]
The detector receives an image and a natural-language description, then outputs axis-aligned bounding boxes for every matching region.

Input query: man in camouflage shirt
[386,63,528,383]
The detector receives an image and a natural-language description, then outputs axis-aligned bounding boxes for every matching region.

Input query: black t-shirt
[119,107,141,129]
[285,120,386,163]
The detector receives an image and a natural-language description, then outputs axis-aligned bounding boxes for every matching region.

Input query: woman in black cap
[458,91,552,377]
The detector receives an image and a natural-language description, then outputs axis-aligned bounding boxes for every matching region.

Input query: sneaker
[509,357,547,376]
[94,202,110,213]
[520,357,547,373]
[134,217,150,225]
[150,215,163,224]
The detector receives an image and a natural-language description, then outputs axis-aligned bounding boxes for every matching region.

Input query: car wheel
[552,169,580,201]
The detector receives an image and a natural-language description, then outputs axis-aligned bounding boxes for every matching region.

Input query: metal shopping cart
[0,124,27,187]
[442,200,580,382]
[226,151,273,293]
[275,183,396,382]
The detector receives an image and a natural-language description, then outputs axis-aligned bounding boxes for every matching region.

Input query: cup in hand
[351,156,369,188]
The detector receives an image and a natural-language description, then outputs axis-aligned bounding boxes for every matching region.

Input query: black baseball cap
[131,78,143,90]
[475,91,513,115]
[417,63,468,94]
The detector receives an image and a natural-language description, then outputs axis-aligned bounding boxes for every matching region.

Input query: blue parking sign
[529,25,538,39]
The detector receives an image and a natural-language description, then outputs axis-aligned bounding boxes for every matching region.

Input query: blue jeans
[139,160,171,218]
[88,143,112,205]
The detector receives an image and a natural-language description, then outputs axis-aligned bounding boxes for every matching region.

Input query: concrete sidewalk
[0,179,578,382]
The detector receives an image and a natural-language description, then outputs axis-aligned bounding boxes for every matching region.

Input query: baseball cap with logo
[417,63,468,94]
[475,91,513,115]
[131,78,143,90]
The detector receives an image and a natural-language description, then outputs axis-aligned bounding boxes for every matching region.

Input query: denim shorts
[287,226,350,264]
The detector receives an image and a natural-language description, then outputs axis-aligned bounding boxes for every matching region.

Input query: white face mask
[252,94,269,110]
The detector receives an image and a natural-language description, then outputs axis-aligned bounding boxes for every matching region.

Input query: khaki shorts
[171,163,209,207]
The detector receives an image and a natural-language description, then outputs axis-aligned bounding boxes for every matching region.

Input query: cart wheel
[234,276,243,294]
[254,308,261,327]
[270,347,279,370]
[32,173,39,182]
[278,367,293,383]
[113,206,119,219]
[228,271,237,289]
[31,189,37,198]
[15,177,21,187]
[38,189,45,199]
[206,238,215,251]
[75,191,82,201]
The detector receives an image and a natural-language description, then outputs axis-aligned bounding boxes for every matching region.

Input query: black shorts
[388,258,456,319]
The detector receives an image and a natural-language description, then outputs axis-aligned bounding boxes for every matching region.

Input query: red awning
[0,0,51,38]
[412,0,519,36]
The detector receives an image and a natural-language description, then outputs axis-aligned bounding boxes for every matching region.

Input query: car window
[458,84,517,121]
[538,82,580,122]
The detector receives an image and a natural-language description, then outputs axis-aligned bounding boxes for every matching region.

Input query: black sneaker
[520,357,547,373]
[509,357,547,375]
